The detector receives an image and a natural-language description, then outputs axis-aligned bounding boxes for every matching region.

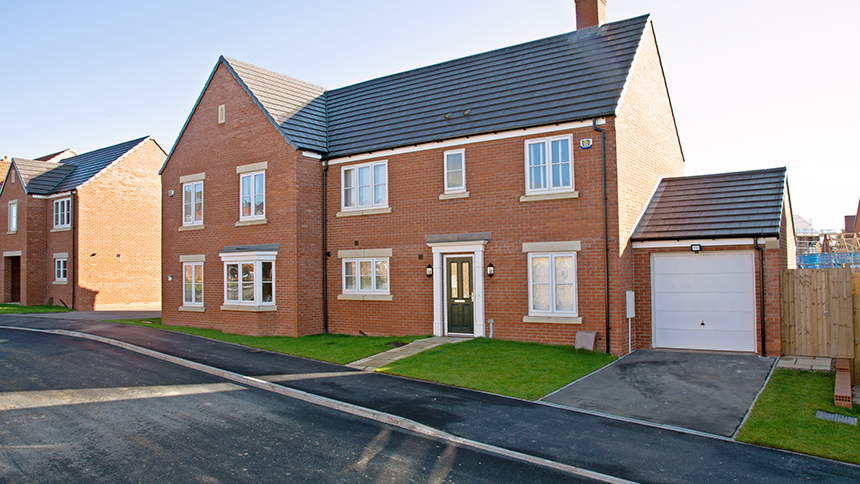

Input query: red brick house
[0,137,165,310]
[159,0,793,355]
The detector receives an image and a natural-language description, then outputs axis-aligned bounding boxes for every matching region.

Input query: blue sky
[2,0,858,229]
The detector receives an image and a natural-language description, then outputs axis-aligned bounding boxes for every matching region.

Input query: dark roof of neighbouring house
[35,148,77,162]
[8,137,150,195]
[632,167,788,241]
[164,14,652,167]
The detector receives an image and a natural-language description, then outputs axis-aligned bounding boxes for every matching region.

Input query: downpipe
[593,118,610,354]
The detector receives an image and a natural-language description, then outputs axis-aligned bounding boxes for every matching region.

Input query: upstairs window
[240,171,265,220]
[342,161,387,210]
[53,198,71,228]
[525,135,573,195]
[444,149,466,193]
[8,201,17,233]
[183,181,203,225]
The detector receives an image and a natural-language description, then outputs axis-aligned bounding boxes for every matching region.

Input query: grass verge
[0,303,73,313]
[736,368,860,465]
[378,338,617,401]
[106,318,429,365]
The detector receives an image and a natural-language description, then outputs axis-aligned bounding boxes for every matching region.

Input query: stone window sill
[179,224,205,231]
[522,315,582,324]
[221,304,277,312]
[439,191,469,200]
[519,191,579,203]
[7,231,16,235]
[235,218,267,227]
[336,207,392,218]
[51,226,72,233]
[337,294,394,301]
[52,280,68,285]
[179,305,205,312]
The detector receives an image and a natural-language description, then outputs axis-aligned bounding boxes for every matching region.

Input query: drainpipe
[592,118,610,354]
[71,190,76,310]
[322,157,329,333]
[754,239,766,357]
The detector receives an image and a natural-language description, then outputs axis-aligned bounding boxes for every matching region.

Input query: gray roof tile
[632,167,788,241]
[218,14,649,158]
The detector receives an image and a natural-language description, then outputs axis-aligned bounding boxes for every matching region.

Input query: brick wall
[75,138,164,310]
[161,63,323,336]
[0,174,31,303]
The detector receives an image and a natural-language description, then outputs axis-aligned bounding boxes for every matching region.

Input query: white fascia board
[633,238,756,249]
[325,119,606,166]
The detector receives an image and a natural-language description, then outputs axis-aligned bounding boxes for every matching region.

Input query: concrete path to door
[347,336,468,370]
[540,350,776,438]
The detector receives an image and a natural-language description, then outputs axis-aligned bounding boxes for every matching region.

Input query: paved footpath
[1,315,858,483]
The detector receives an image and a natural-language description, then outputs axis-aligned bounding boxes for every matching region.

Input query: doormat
[815,410,857,426]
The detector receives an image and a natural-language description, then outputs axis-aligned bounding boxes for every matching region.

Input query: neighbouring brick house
[160,0,794,355]
[0,137,165,310]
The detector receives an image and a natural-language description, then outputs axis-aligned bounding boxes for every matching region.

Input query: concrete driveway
[541,350,776,438]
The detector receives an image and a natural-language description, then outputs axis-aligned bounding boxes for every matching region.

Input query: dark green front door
[446,257,474,334]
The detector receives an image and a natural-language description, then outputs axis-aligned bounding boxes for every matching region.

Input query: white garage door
[652,252,756,352]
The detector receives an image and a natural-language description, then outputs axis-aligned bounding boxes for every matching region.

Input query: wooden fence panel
[781,268,855,358]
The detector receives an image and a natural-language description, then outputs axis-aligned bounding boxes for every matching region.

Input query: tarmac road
[0,328,598,483]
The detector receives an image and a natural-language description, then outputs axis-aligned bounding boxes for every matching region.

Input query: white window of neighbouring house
[342,161,387,211]
[8,201,17,233]
[220,251,276,307]
[240,171,265,220]
[527,252,577,316]
[444,149,465,193]
[342,258,389,294]
[55,258,68,282]
[53,198,71,228]
[183,181,203,225]
[525,135,573,194]
[183,262,203,306]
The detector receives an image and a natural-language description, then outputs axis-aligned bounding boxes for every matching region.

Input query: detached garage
[631,168,795,356]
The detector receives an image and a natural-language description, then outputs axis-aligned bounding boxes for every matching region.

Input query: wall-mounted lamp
[691,244,702,254]
[426,264,433,278]
[486,262,495,277]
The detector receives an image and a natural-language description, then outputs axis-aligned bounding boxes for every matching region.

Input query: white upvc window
[525,135,573,195]
[53,198,71,228]
[240,171,265,220]
[342,161,387,211]
[55,258,68,282]
[183,181,203,225]
[220,251,276,306]
[8,200,17,233]
[342,258,389,294]
[183,262,203,306]
[444,149,466,193]
[527,252,577,317]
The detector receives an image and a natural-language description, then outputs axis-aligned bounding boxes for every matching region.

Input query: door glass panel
[450,262,459,298]
[462,262,470,297]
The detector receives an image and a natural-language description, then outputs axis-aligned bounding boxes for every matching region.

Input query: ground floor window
[54,258,67,282]
[527,252,577,316]
[342,258,389,294]
[183,262,203,306]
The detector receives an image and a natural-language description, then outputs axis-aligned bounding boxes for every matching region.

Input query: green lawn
[736,369,860,465]
[378,338,617,401]
[0,303,73,313]
[106,318,429,365]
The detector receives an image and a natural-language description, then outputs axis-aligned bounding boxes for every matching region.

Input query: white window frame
[220,251,277,306]
[182,181,203,226]
[183,262,204,306]
[527,252,578,317]
[239,171,266,221]
[55,258,68,282]
[524,135,574,195]
[443,149,466,193]
[53,198,71,228]
[341,161,388,211]
[342,258,390,295]
[8,200,17,233]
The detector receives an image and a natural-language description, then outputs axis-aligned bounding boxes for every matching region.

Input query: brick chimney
[575,0,607,29]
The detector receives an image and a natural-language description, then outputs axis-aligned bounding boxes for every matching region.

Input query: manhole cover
[815,410,857,426]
